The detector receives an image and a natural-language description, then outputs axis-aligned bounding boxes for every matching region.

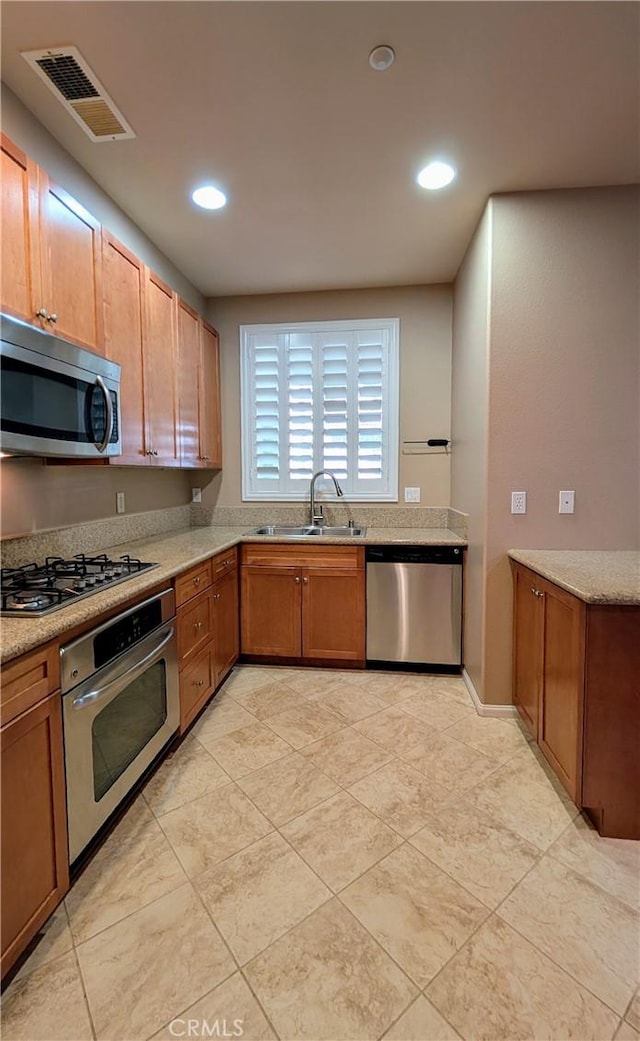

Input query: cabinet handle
[302,576,309,584]
[35,308,50,320]
[531,587,545,598]
[214,592,221,600]
[193,577,201,586]
[193,620,203,631]
[294,576,301,584]
[193,679,205,687]
[153,450,159,456]
[48,313,58,323]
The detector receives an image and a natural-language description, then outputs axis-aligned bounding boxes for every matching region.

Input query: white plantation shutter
[241,319,399,500]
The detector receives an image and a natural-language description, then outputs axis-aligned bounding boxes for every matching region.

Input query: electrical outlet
[559,490,575,514]
[404,486,421,503]
[511,491,526,515]
[116,492,125,514]
[191,487,202,503]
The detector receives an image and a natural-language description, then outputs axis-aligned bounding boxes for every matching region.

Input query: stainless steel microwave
[0,313,121,458]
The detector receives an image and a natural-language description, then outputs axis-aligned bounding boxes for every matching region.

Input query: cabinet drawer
[177,589,213,666]
[1,642,60,726]
[211,546,237,579]
[179,644,215,733]
[174,560,213,607]
[241,544,362,569]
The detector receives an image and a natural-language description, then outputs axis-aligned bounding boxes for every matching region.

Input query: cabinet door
[1,134,39,323]
[177,588,213,668]
[512,564,543,738]
[37,172,103,352]
[143,270,178,465]
[1,693,69,977]
[102,233,147,464]
[199,321,222,468]
[179,644,216,734]
[240,566,301,657]
[538,580,585,803]
[213,566,239,684]
[176,298,201,466]
[302,568,365,661]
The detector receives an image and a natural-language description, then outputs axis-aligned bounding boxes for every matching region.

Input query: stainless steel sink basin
[248,524,367,538]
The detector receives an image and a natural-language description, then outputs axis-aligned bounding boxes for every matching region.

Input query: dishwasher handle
[365,545,462,566]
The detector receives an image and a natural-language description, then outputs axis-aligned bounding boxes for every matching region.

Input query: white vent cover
[21,46,135,142]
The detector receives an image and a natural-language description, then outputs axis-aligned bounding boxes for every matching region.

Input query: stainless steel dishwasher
[366,545,463,669]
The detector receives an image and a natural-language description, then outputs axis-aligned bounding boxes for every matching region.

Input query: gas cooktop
[1,554,159,617]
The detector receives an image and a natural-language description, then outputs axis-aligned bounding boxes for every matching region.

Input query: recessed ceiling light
[368,45,395,71]
[416,161,456,191]
[191,185,227,210]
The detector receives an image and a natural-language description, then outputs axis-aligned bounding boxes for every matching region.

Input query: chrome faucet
[309,470,343,525]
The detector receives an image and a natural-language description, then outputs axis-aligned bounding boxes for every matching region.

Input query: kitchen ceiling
[1,1,638,297]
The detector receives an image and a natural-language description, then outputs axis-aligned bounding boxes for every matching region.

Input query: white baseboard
[462,668,518,718]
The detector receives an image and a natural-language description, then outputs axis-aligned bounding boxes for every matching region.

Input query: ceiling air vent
[21,46,135,142]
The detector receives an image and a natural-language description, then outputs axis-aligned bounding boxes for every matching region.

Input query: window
[240,318,399,501]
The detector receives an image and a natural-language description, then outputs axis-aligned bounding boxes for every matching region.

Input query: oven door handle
[71,627,175,710]
[94,375,114,454]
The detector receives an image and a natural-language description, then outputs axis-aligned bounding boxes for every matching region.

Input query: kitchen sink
[248,524,367,538]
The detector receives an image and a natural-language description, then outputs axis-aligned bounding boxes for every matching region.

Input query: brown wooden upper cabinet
[176,302,223,468]
[1,134,103,354]
[143,270,179,466]
[240,544,365,663]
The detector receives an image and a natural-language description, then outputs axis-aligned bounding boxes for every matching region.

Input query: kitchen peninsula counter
[508,549,640,606]
[1,525,467,663]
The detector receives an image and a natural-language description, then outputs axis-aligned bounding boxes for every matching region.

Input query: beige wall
[206,285,453,508]
[454,185,640,706]
[451,203,493,697]
[0,460,191,538]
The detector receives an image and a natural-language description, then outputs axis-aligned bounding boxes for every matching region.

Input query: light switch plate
[116,492,125,514]
[511,491,526,514]
[404,487,421,503]
[191,487,202,503]
[559,490,575,514]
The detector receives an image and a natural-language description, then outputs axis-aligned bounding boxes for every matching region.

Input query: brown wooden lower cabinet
[511,561,639,837]
[1,692,69,978]
[240,544,365,664]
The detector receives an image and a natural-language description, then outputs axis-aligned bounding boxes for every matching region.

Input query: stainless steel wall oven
[60,589,179,863]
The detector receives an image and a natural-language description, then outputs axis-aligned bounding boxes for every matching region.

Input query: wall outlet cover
[404,486,421,503]
[559,490,575,514]
[511,491,526,514]
[191,487,202,503]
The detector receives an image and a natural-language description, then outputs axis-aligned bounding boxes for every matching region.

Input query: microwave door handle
[94,376,113,454]
[71,627,174,710]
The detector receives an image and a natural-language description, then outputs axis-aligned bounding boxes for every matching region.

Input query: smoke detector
[21,46,135,142]
[368,45,395,71]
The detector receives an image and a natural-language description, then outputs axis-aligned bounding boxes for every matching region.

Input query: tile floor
[2,666,639,1041]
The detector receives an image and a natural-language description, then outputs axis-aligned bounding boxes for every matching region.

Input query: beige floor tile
[244,898,417,1040]
[399,727,501,794]
[144,734,229,816]
[195,831,331,964]
[498,856,640,1015]
[281,791,401,892]
[201,722,292,778]
[348,760,452,837]
[223,666,278,698]
[278,670,345,697]
[464,758,579,849]
[77,882,235,1041]
[417,674,474,705]
[496,743,576,798]
[264,702,344,748]
[549,814,640,912]
[13,905,73,982]
[66,797,187,942]
[301,726,395,786]
[1,951,92,1041]
[409,800,541,908]
[426,915,620,1041]
[150,972,276,1040]
[615,1022,640,1041]
[158,783,272,878]
[628,989,640,1031]
[399,690,476,730]
[237,750,340,825]
[354,705,437,756]
[193,696,256,743]
[363,672,436,704]
[382,996,461,1040]
[308,681,387,723]
[443,713,531,762]
[228,679,306,719]
[340,843,488,987]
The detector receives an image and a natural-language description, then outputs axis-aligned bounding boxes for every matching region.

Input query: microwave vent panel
[21,46,135,142]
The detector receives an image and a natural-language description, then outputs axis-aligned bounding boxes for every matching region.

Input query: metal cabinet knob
[193,679,205,687]
[302,576,309,584]
[48,313,58,323]
[35,308,50,319]
[194,576,201,585]
[294,576,301,584]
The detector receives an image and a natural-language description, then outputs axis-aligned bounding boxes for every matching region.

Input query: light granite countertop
[1,525,466,664]
[508,549,640,606]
